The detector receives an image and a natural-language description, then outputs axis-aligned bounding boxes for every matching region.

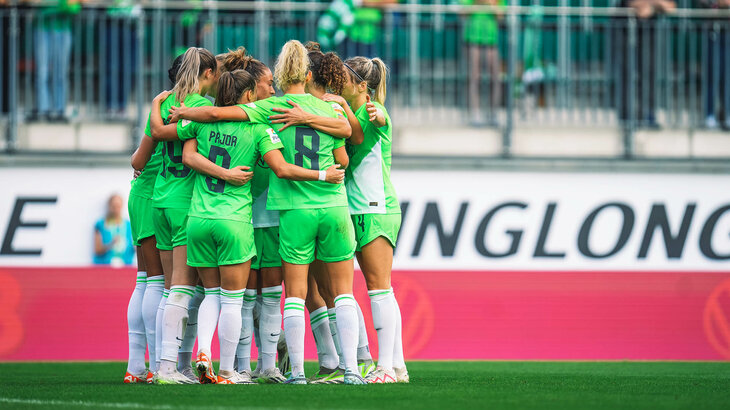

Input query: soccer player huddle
[124,39,406,385]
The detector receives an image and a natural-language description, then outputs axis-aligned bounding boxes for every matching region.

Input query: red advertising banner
[1,267,729,361]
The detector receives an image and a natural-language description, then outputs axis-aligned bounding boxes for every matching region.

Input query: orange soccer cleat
[196,351,217,384]
[123,371,148,384]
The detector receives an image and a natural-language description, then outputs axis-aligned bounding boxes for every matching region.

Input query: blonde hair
[344,56,388,104]
[173,47,217,104]
[274,40,309,92]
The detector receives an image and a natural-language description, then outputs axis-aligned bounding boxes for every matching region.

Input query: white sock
[236,289,256,372]
[126,272,147,375]
[368,289,396,370]
[155,288,169,370]
[328,308,345,369]
[260,286,282,371]
[159,285,194,370]
[309,306,339,370]
[196,287,220,358]
[178,285,204,371]
[283,297,306,377]
[254,294,263,371]
[219,289,244,372]
[142,276,164,372]
[391,287,405,369]
[334,294,359,373]
[355,301,372,362]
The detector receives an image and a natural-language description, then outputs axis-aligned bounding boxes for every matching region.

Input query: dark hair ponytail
[168,54,184,85]
[306,41,347,94]
[216,69,256,107]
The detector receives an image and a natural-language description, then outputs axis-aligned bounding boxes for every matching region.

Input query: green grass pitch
[0,361,728,409]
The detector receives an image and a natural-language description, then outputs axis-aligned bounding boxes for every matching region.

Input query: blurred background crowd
[0,0,728,158]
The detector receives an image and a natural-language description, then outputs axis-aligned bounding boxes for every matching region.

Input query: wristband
[318,170,326,181]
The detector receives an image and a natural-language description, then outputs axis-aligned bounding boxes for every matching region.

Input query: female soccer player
[336,56,409,383]
[221,47,281,381]
[169,40,365,385]
[147,46,221,385]
[287,41,376,384]
[124,55,184,384]
[174,69,344,384]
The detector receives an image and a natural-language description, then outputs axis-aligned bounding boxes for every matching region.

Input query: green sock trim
[171,288,195,297]
[334,295,355,303]
[368,291,391,297]
[310,311,328,322]
[284,306,305,311]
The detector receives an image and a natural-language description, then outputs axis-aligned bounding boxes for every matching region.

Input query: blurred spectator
[342,0,398,58]
[104,0,141,118]
[463,0,504,126]
[698,0,730,130]
[615,0,676,130]
[93,194,134,266]
[30,0,83,123]
[172,0,204,57]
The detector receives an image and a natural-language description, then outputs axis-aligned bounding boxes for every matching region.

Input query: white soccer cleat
[365,367,397,384]
[284,373,308,385]
[179,366,198,383]
[344,369,367,385]
[153,369,198,385]
[217,371,256,385]
[257,367,287,384]
[394,367,409,383]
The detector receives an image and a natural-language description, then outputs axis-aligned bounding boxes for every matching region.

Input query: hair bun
[305,41,322,52]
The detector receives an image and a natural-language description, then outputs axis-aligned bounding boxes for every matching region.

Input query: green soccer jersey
[177,112,283,222]
[250,157,279,228]
[240,94,348,211]
[150,93,213,209]
[345,101,400,215]
[130,138,163,200]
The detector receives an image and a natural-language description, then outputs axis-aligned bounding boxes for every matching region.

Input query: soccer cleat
[394,367,409,383]
[146,371,154,384]
[251,366,261,378]
[123,371,148,384]
[256,367,287,384]
[239,369,256,381]
[153,369,197,385]
[365,367,397,384]
[344,369,367,385]
[284,373,307,385]
[196,351,217,384]
[217,372,256,385]
[277,332,290,375]
[308,367,344,384]
[180,366,198,383]
[358,359,376,378]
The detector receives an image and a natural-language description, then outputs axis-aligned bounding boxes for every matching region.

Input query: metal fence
[1,1,729,157]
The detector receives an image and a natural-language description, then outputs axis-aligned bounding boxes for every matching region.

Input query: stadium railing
[0,1,728,160]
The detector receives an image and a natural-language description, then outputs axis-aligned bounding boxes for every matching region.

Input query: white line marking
[0,397,283,410]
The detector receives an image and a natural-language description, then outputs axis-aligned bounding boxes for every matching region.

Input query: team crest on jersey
[267,128,281,144]
[180,119,191,128]
[331,103,345,117]
[246,103,257,109]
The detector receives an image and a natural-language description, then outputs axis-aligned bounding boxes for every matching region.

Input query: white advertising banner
[0,167,729,270]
